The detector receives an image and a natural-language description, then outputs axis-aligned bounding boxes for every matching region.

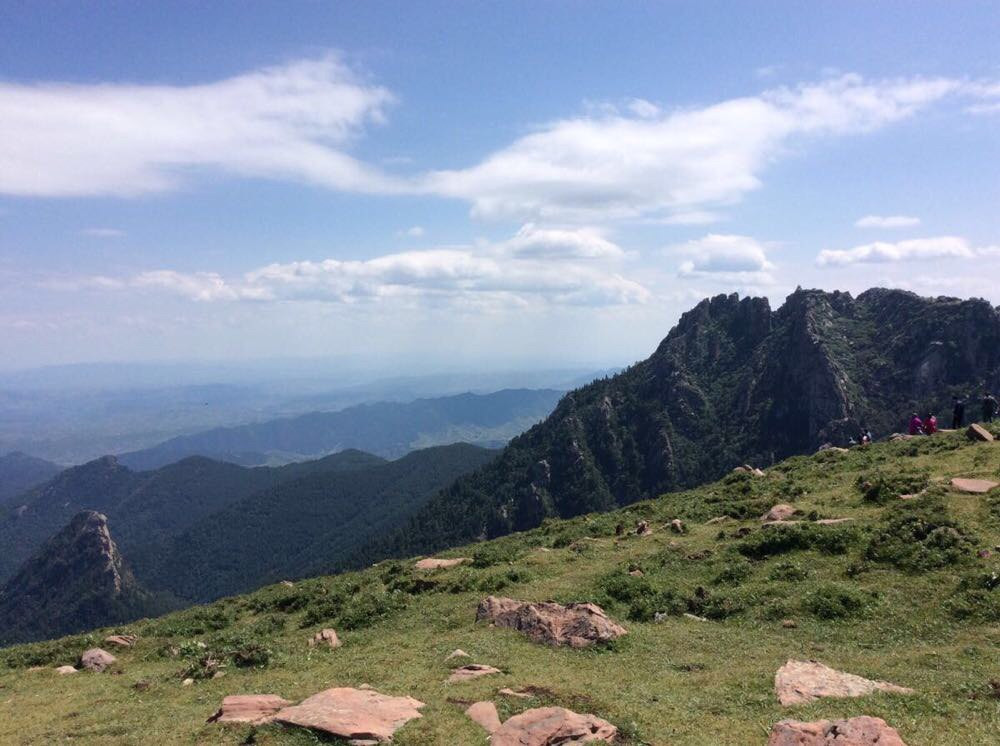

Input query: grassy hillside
[1,429,999,744]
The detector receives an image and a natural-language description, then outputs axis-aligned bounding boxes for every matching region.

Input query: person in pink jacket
[924,413,938,435]
[908,413,924,436]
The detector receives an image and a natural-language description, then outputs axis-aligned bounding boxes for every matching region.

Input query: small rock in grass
[55,665,77,675]
[781,619,798,629]
[445,649,471,661]
[670,518,686,534]
[448,664,501,683]
[79,648,116,673]
[308,628,341,649]
[208,694,292,725]
[182,678,195,687]
[768,715,907,745]
[465,701,502,733]
[775,660,913,706]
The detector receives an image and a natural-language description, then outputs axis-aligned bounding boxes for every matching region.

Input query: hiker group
[908,392,998,436]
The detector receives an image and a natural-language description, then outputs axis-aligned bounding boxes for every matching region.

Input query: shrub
[767,560,810,582]
[865,497,976,572]
[946,569,1000,622]
[472,542,523,568]
[802,584,872,620]
[596,571,685,622]
[712,557,754,585]
[855,469,930,505]
[738,523,859,559]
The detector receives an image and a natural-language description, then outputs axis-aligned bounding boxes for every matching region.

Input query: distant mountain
[0,451,60,504]
[134,442,498,602]
[117,388,562,470]
[0,511,174,645]
[372,288,1000,560]
[0,449,386,584]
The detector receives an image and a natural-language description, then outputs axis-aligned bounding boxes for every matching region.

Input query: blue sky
[1,1,998,371]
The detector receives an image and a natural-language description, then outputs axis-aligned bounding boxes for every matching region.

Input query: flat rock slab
[775,660,913,706]
[466,701,502,733]
[967,424,994,442]
[768,716,907,745]
[209,695,292,725]
[104,634,137,648]
[490,706,617,745]
[414,557,469,570]
[449,664,502,683]
[476,596,626,648]
[275,687,424,743]
[762,504,797,522]
[951,477,999,494]
[79,648,116,673]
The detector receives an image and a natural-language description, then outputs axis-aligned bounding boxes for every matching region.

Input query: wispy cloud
[80,227,126,238]
[396,225,425,238]
[854,214,921,229]
[815,236,997,266]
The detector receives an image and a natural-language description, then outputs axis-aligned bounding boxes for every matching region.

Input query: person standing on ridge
[925,413,938,435]
[983,392,999,423]
[908,412,924,436]
[952,396,966,429]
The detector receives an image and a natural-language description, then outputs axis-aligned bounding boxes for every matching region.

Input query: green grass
[2,429,1000,744]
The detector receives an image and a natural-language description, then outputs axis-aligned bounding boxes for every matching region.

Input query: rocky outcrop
[476,596,627,648]
[775,660,914,706]
[489,707,617,745]
[768,716,907,745]
[274,687,424,742]
[208,695,292,725]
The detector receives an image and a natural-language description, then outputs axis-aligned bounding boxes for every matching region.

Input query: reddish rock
[768,716,907,745]
[208,694,292,725]
[951,477,1000,494]
[466,701,502,733]
[490,707,617,745]
[762,504,797,522]
[967,423,994,442]
[476,596,626,648]
[448,663,502,683]
[308,628,341,649]
[104,634,137,648]
[628,569,644,577]
[775,660,913,706]
[414,557,469,570]
[79,648,116,673]
[275,687,424,742]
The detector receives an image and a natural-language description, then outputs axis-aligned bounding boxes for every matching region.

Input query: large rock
[951,477,1000,494]
[768,716,907,745]
[476,596,626,648]
[775,660,913,706]
[79,648,116,673]
[208,695,292,725]
[762,504,797,522]
[967,423,994,442]
[490,707,617,745]
[448,663,502,683]
[308,628,341,648]
[275,687,424,743]
[414,557,469,570]
[466,701,502,733]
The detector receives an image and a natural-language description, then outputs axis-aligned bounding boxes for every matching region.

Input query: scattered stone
[815,517,853,525]
[490,706,617,746]
[498,688,532,699]
[635,520,651,535]
[768,716,907,746]
[104,634,137,648]
[414,557,470,570]
[133,680,150,691]
[967,423,995,442]
[753,467,766,477]
[55,665,77,675]
[628,569,644,577]
[79,648,116,673]
[445,649,471,661]
[762,504,797,522]
[308,628,341,649]
[706,516,730,525]
[275,687,425,743]
[466,701,502,734]
[213,671,226,679]
[476,596,627,648]
[208,694,293,725]
[888,434,912,442]
[781,619,798,629]
[280,580,295,587]
[951,477,1000,494]
[775,660,914,706]
[182,678,195,687]
[448,664,502,683]
[669,518,686,534]
[683,613,708,622]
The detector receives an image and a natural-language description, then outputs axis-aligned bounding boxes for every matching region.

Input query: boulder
[308,628,341,649]
[669,518,686,534]
[448,664,502,683]
[967,423,994,442]
[768,716,907,745]
[104,634,137,648]
[79,648,116,673]
[762,504,797,522]
[951,477,1000,494]
[775,660,913,706]
[208,694,292,725]
[490,706,617,745]
[466,701,502,733]
[55,665,77,675]
[476,596,626,648]
[275,687,424,743]
[414,557,469,570]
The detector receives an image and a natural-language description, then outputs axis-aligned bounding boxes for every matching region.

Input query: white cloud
[673,234,775,284]
[0,55,399,197]
[80,227,126,238]
[855,214,921,229]
[626,98,661,119]
[69,226,647,309]
[396,225,425,238]
[423,74,974,222]
[815,236,992,266]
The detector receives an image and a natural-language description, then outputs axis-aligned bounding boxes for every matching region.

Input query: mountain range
[0,451,61,504]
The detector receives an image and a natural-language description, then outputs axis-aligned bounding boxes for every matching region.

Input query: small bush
[596,572,685,622]
[712,557,754,585]
[767,560,810,582]
[472,542,523,568]
[865,497,976,572]
[802,584,872,620]
[855,469,930,504]
[946,569,1000,621]
[738,523,859,559]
